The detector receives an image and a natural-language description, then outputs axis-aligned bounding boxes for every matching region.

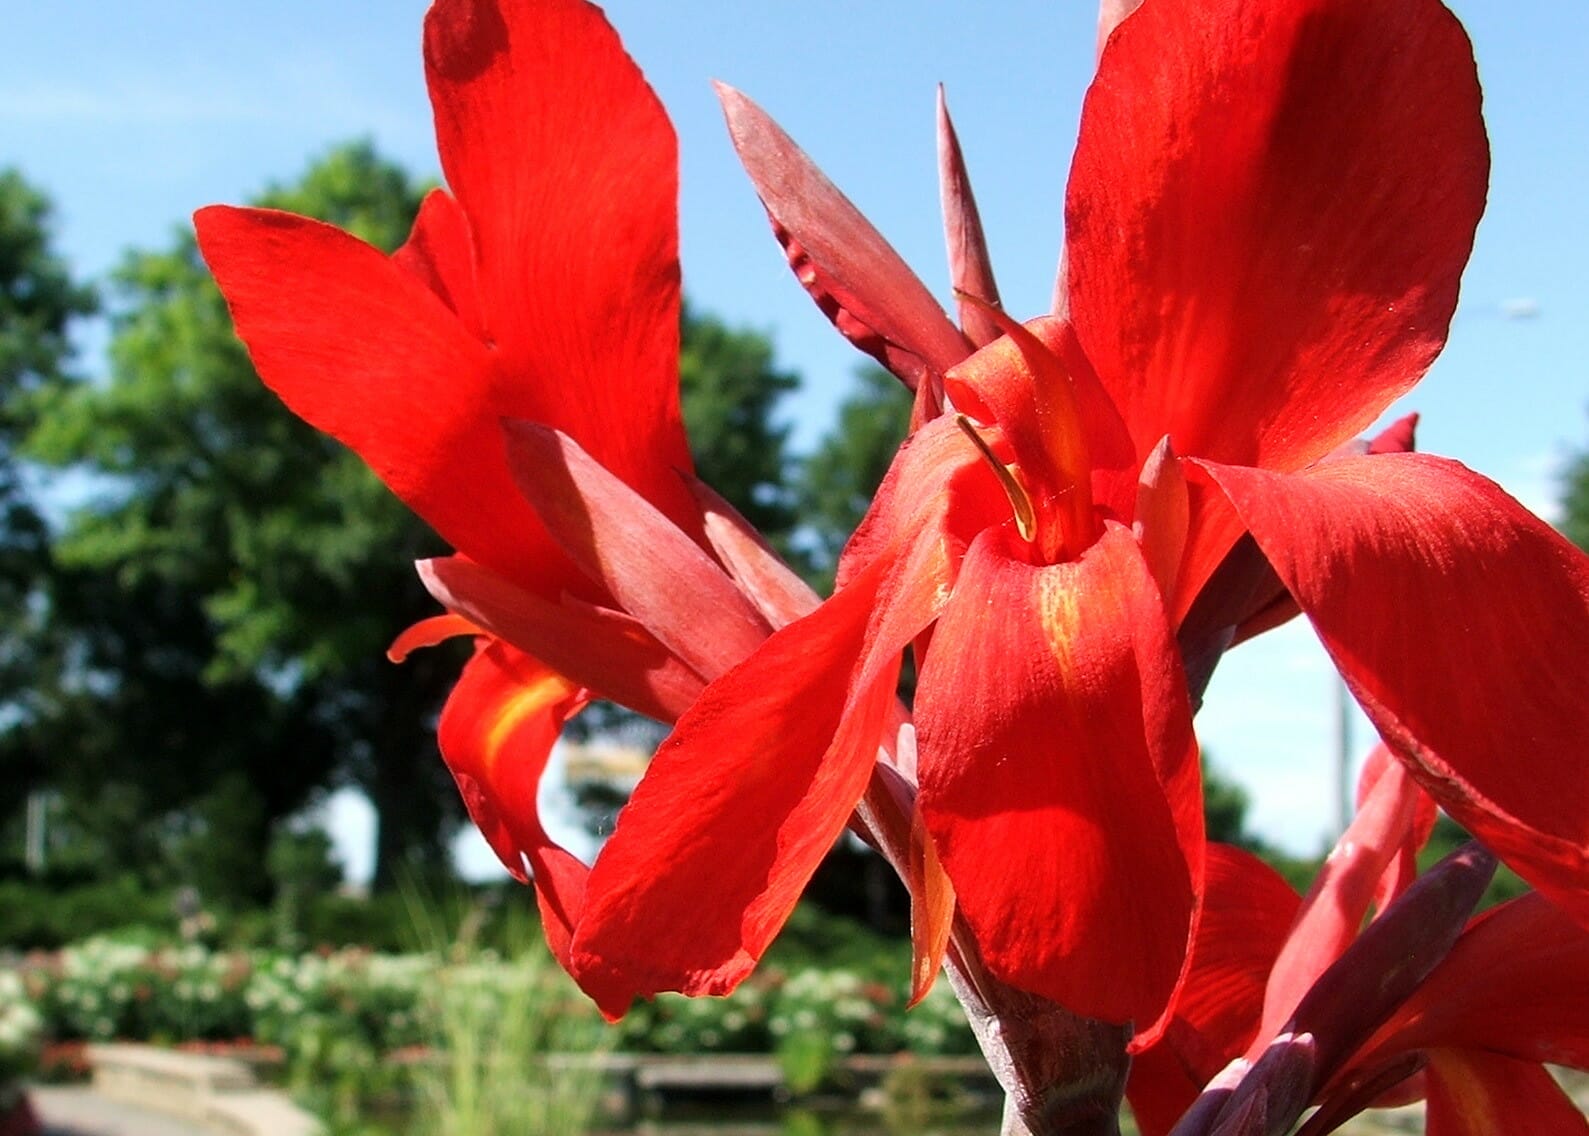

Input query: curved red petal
[1203,454,1589,928]
[1364,893,1589,1071]
[419,555,704,723]
[568,555,913,1016]
[194,205,572,590]
[437,640,588,963]
[502,422,771,683]
[1356,743,1438,915]
[717,83,969,391]
[916,523,1200,1030]
[1424,1050,1589,1136]
[423,0,695,527]
[387,612,478,663]
[1068,0,1487,472]
[1255,756,1425,1051]
[1127,845,1300,1136]
[687,475,820,631]
[392,187,483,338]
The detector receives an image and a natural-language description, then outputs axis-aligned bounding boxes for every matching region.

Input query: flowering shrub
[10,938,977,1064]
[0,971,41,1107]
[245,948,429,1054]
[25,938,251,1043]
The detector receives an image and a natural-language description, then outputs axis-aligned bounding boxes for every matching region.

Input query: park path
[28,1087,215,1136]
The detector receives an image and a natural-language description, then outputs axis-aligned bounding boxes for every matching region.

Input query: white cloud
[0,80,271,126]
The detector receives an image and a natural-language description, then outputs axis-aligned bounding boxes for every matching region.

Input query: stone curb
[83,1046,319,1136]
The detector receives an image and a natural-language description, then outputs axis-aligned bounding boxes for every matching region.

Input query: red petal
[391,187,483,338]
[194,206,573,589]
[1204,454,1589,929]
[1127,845,1300,1136]
[418,556,704,723]
[906,805,956,1007]
[437,640,588,961]
[936,87,1002,350]
[717,83,969,391]
[568,554,914,1016]
[1356,743,1438,915]
[916,523,1200,1029]
[1366,893,1589,1070]
[1067,0,1487,472]
[503,422,771,682]
[686,475,819,630]
[387,613,478,663]
[1424,1051,1589,1136]
[1096,0,1145,59]
[1255,756,1425,1052]
[423,0,695,527]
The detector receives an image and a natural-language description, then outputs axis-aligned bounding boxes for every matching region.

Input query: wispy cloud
[0,81,273,126]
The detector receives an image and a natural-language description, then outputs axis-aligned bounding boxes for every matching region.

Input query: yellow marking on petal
[956,413,1037,542]
[482,672,576,775]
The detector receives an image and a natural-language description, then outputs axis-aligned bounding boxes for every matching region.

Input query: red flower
[573,0,1589,1037]
[1128,762,1589,1134]
[194,0,812,1012]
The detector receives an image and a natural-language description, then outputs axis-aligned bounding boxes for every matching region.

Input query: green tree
[1561,434,1589,555]
[0,170,96,850]
[27,143,449,897]
[679,303,799,542]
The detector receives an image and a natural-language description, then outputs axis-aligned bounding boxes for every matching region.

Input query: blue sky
[7,2,1587,878]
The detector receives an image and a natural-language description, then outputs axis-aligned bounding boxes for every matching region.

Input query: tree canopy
[0,170,96,827]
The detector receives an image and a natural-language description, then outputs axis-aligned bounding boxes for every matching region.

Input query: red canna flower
[570,0,1589,1040]
[193,0,814,1010]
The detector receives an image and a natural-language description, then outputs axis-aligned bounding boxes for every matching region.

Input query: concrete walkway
[28,1087,215,1136]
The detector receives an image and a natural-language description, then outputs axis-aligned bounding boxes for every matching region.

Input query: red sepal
[936,87,1002,351]
[418,556,704,723]
[502,422,769,682]
[717,83,969,391]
